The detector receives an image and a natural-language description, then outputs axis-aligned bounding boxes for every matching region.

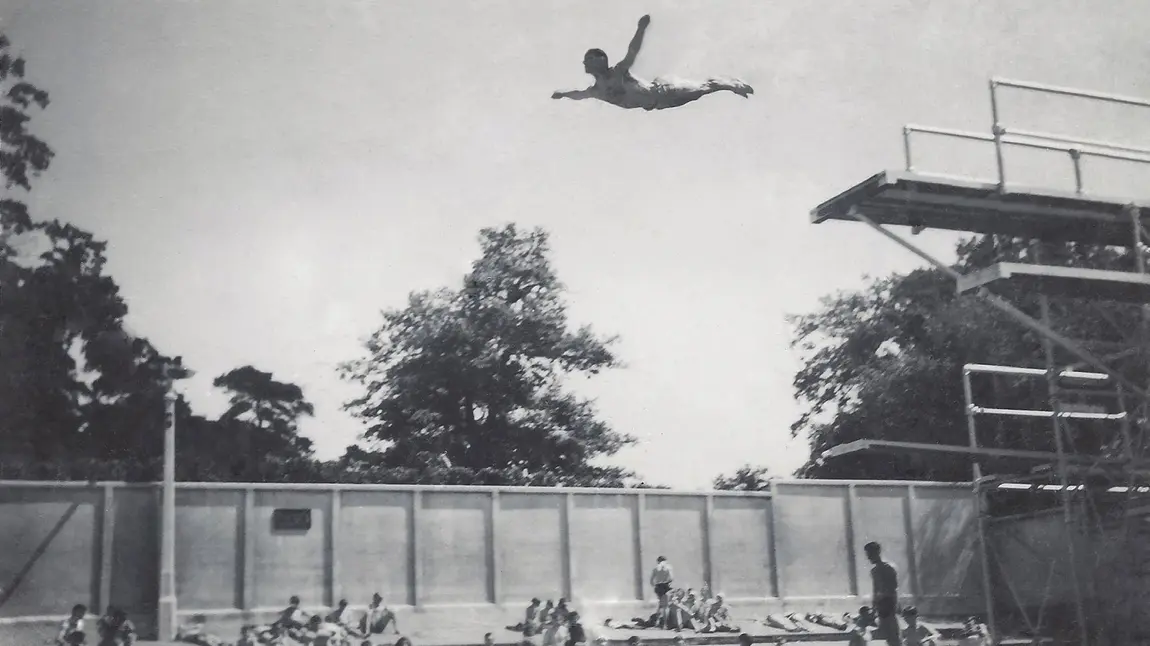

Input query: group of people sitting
[173,593,401,646]
[604,584,737,633]
[55,604,138,646]
[51,592,404,646]
[765,606,991,646]
[506,597,588,646]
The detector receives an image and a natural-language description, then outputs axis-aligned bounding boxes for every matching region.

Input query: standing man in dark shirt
[864,542,900,646]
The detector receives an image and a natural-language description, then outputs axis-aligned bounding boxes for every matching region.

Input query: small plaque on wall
[272,508,312,532]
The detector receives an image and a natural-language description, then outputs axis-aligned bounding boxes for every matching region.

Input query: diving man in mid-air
[552,15,753,111]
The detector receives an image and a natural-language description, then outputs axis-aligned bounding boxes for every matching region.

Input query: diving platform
[956,262,1150,303]
[810,170,1150,247]
[820,439,1150,470]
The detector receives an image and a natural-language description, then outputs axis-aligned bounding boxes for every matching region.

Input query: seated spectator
[175,613,224,646]
[542,616,567,646]
[525,599,542,630]
[701,594,738,633]
[360,593,399,636]
[484,632,496,646]
[565,612,586,646]
[96,607,137,646]
[958,617,991,646]
[273,596,310,637]
[326,599,365,639]
[57,604,88,646]
[235,625,258,646]
[539,600,555,625]
[737,633,753,646]
[847,607,875,646]
[900,607,938,646]
[554,599,571,624]
[667,589,695,631]
[626,637,641,646]
[306,615,351,646]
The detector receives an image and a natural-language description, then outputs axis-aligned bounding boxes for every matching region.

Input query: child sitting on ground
[325,599,364,638]
[847,607,875,646]
[270,596,311,642]
[96,607,137,646]
[360,593,399,636]
[57,604,88,646]
[958,617,991,646]
[235,625,258,646]
[700,595,738,633]
[565,612,587,646]
[508,598,542,634]
[176,614,225,646]
[539,600,555,626]
[542,615,568,646]
[297,615,349,646]
[900,607,938,646]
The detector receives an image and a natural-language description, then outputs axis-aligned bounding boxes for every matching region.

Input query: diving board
[810,170,1150,247]
[956,262,1150,303]
[820,439,1150,470]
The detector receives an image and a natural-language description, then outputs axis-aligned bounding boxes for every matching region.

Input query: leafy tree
[790,235,1143,484]
[340,224,636,486]
[713,464,772,491]
[0,31,193,477]
[213,365,316,479]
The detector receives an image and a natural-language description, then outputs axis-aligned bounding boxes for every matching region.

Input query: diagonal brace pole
[845,207,1149,400]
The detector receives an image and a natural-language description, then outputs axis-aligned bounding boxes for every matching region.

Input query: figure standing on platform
[552,15,753,111]
[864,542,900,646]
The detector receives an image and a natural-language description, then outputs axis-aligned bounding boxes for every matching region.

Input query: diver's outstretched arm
[617,15,650,73]
[552,88,594,100]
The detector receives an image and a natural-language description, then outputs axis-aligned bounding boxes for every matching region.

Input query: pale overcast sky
[5,0,1150,488]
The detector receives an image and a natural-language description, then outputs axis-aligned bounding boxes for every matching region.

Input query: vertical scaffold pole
[990,79,1007,190]
[962,368,998,643]
[1037,294,1090,646]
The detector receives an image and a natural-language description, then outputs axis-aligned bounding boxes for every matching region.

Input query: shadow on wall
[912,495,980,617]
[0,500,83,610]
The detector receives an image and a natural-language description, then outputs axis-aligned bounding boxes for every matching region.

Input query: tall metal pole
[158,392,178,641]
[1038,295,1090,646]
[963,369,998,642]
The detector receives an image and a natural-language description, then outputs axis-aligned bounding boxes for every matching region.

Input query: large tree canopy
[341,224,636,486]
[790,234,1143,483]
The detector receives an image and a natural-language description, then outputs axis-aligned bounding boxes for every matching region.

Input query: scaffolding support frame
[816,76,1150,646]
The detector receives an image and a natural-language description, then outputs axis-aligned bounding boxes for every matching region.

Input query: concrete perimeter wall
[0,480,984,639]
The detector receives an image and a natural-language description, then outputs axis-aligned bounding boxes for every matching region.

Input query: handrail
[992,77,1150,110]
[902,123,1150,194]
[1003,127,1150,157]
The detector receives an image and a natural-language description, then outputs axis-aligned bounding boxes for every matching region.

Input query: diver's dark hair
[585,48,608,61]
